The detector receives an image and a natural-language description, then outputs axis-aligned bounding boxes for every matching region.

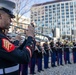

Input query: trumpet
[10,24,53,41]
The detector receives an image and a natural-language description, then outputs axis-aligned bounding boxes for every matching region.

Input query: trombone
[10,24,53,41]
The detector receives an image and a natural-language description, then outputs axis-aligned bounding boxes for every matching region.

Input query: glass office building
[31,0,76,38]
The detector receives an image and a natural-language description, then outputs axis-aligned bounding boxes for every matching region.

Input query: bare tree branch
[14,0,36,25]
[18,0,32,15]
[17,0,28,14]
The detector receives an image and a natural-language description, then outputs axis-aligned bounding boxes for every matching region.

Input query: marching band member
[49,39,57,67]
[56,38,63,66]
[43,41,50,69]
[63,38,71,64]
[0,0,35,75]
[36,41,44,72]
[72,40,76,63]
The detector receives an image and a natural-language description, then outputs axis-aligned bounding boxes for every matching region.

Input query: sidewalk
[27,53,75,75]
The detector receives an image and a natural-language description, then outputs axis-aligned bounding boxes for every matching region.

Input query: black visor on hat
[0,7,15,18]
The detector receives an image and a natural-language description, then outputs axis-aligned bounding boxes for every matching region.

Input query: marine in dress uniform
[0,0,35,75]
[49,39,56,67]
[13,35,29,75]
[29,41,37,74]
[36,41,43,72]
[43,41,50,69]
[56,38,63,66]
[72,40,76,63]
[63,38,71,64]
[19,39,30,75]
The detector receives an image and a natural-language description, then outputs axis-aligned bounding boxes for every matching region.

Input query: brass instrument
[10,24,53,41]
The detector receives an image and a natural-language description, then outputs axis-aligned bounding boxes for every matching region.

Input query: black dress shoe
[38,71,41,72]
[34,72,36,74]
[61,64,64,66]
[54,65,57,67]
[68,62,71,64]
[52,65,57,67]
[44,68,47,69]
[47,67,50,69]
[30,72,36,74]
[41,69,44,71]
[57,64,59,66]
[51,65,54,67]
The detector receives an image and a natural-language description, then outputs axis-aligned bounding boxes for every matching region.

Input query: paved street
[27,64,76,75]
[27,53,76,75]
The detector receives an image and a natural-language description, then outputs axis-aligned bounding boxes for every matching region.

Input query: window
[70,2,73,6]
[31,12,33,14]
[66,22,69,24]
[61,3,64,7]
[57,9,60,12]
[49,21,52,23]
[66,5,69,8]
[70,9,73,11]
[34,14,37,16]
[67,31,70,34]
[42,19,44,21]
[66,3,68,5]
[42,16,44,18]
[45,6,48,8]
[35,19,37,22]
[61,7,64,9]
[57,12,60,15]
[53,11,55,13]
[45,21,48,23]
[62,16,65,18]
[57,22,60,25]
[70,15,74,17]
[53,5,55,7]
[57,4,60,6]
[66,15,69,18]
[62,22,65,24]
[54,20,56,22]
[49,15,52,17]
[49,12,52,14]
[45,15,48,17]
[71,18,74,21]
[49,18,52,20]
[70,6,73,8]
[74,2,76,5]
[45,18,48,20]
[49,9,52,11]
[38,19,40,21]
[45,9,48,11]
[70,12,73,14]
[57,7,60,9]
[57,16,60,18]
[71,21,74,24]
[61,10,64,12]
[53,8,55,10]
[62,13,64,15]
[49,5,51,8]
[66,12,69,14]
[45,23,48,26]
[45,11,48,14]
[62,19,65,21]
[66,9,69,11]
